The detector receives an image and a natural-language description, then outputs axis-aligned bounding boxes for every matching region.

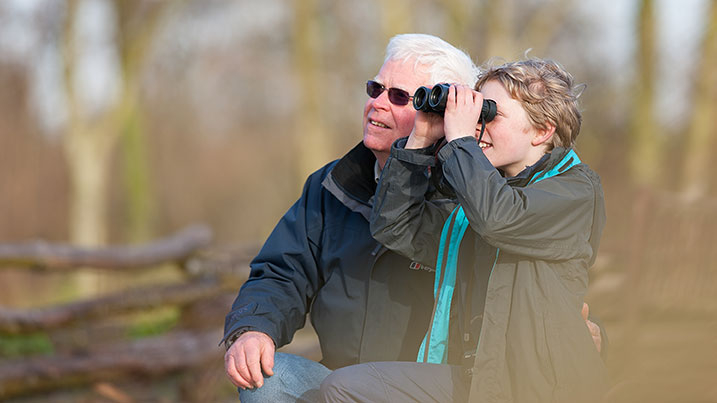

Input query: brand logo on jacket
[409,261,435,272]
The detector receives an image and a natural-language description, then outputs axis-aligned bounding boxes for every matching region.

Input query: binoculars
[413,83,497,123]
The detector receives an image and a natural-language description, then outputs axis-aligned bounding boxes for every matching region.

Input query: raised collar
[321,142,377,219]
[506,147,573,187]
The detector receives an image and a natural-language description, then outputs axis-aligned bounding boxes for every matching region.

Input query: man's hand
[224,331,275,390]
[582,302,602,353]
[406,109,446,149]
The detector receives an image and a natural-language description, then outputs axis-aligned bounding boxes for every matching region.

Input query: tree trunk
[115,1,174,243]
[518,0,575,56]
[61,1,172,247]
[482,0,517,61]
[61,0,116,246]
[291,1,332,187]
[628,0,660,187]
[681,0,717,199]
[440,0,472,47]
[379,0,413,42]
[119,90,153,243]
[64,127,117,246]
[617,0,661,373]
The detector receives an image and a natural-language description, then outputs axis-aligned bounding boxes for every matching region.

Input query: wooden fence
[0,225,255,401]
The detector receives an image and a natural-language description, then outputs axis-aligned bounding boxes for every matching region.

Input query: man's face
[363,59,430,166]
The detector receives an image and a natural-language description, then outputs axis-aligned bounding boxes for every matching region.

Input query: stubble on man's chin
[363,140,387,158]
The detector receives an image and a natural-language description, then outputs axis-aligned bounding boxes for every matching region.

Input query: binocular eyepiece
[413,83,497,123]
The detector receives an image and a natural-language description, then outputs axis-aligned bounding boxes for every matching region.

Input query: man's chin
[362,137,390,162]
[363,133,392,153]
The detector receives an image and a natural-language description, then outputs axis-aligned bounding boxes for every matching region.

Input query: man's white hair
[384,33,479,87]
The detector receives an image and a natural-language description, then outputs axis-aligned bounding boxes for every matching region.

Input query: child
[321,58,608,403]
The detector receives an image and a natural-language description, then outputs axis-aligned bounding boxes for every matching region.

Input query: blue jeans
[238,352,332,403]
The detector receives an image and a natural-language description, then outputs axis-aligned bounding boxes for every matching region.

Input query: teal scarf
[417,149,581,363]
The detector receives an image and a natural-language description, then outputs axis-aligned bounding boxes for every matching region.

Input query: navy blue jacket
[223,142,436,369]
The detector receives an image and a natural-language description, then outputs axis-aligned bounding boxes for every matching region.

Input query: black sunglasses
[366,80,414,106]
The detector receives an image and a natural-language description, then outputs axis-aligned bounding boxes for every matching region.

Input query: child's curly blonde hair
[476,58,584,150]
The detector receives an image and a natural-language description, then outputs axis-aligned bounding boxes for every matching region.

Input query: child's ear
[532,124,555,147]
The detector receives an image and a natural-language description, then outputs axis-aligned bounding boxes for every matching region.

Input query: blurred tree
[61,0,171,246]
[628,0,660,187]
[61,0,116,247]
[681,0,716,199]
[515,0,574,55]
[481,0,517,60]
[620,0,662,357]
[115,0,170,243]
[379,0,413,41]
[441,0,472,46]
[292,0,332,183]
[327,2,361,147]
[476,0,576,63]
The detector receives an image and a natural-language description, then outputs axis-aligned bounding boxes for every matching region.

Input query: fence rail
[0,225,255,401]
[0,224,212,271]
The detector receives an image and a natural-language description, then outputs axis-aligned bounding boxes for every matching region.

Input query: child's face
[476,80,546,177]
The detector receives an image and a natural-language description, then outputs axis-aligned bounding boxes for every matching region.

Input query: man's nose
[371,89,392,110]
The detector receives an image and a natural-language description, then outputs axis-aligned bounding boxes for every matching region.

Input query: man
[222,34,603,402]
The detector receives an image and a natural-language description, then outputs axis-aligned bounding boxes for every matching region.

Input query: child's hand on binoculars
[443,85,485,143]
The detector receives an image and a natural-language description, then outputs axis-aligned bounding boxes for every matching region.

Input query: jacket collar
[323,144,577,215]
[506,147,573,188]
[322,141,377,219]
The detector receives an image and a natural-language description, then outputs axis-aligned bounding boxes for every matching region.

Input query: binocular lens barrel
[412,84,497,123]
[429,84,450,110]
[413,86,431,112]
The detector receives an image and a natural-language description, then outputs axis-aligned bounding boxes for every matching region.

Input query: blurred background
[0,0,715,401]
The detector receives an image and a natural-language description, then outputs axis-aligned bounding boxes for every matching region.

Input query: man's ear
[532,124,555,147]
